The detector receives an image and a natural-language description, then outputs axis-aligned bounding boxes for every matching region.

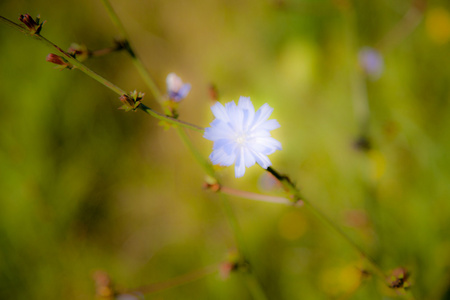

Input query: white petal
[234,149,246,178]
[251,151,272,169]
[227,106,244,132]
[210,148,236,166]
[258,119,280,131]
[220,140,237,155]
[166,73,182,92]
[177,83,191,98]
[249,129,271,138]
[251,104,274,131]
[224,101,238,115]
[238,97,255,117]
[204,120,234,141]
[211,102,229,121]
[237,96,253,110]
[238,97,255,131]
[212,138,232,150]
[243,147,256,168]
[253,137,282,153]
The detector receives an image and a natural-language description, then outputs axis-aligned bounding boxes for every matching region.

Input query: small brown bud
[19,14,45,35]
[387,267,411,289]
[46,53,72,70]
[208,83,219,101]
[353,135,371,151]
[119,91,144,112]
[203,182,221,192]
[67,43,89,61]
[219,262,235,279]
[92,270,114,298]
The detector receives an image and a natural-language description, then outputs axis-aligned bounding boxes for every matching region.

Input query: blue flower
[358,47,384,79]
[166,73,191,102]
[204,96,282,178]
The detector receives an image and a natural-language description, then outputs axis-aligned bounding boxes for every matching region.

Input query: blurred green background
[1,0,450,299]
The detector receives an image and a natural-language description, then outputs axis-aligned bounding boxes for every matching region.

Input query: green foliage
[1,0,450,299]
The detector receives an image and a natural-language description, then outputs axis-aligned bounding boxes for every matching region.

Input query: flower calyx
[387,267,411,290]
[46,53,73,70]
[119,90,144,112]
[219,251,250,279]
[266,167,302,204]
[19,14,46,35]
[114,39,134,57]
[203,176,221,192]
[67,43,89,62]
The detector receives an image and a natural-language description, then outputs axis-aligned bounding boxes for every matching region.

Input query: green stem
[99,0,165,108]
[220,186,294,206]
[219,194,247,257]
[304,200,386,279]
[139,104,204,132]
[0,15,203,132]
[128,263,219,295]
[99,0,128,39]
[2,15,125,95]
[95,6,268,298]
[265,166,387,280]
[176,126,215,177]
[243,273,268,300]
[220,194,268,300]
[98,1,213,158]
[266,166,302,202]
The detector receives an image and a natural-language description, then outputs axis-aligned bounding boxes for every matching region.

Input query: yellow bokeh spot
[320,265,361,296]
[278,210,308,240]
[426,7,450,44]
[368,149,386,181]
[277,40,317,94]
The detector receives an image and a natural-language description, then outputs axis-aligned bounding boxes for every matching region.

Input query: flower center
[235,133,248,145]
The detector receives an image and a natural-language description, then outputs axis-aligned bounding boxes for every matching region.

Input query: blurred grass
[1,0,450,299]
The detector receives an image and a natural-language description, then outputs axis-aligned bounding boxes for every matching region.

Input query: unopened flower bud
[219,262,235,279]
[67,43,89,61]
[219,250,250,280]
[18,14,45,35]
[166,73,191,102]
[208,83,219,101]
[387,267,411,289]
[119,90,144,112]
[46,53,72,70]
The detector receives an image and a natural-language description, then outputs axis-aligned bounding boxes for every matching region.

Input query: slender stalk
[139,104,204,132]
[219,194,247,257]
[304,200,386,279]
[375,1,424,52]
[243,273,268,300]
[127,263,219,295]
[1,16,125,95]
[99,0,165,107]
[0,15,203,132]
[219,194,268,300]
[176,126,215,177]
[98,1,203,127]
[98,0,217,176]
[98,4,268,298]
[220,186,294,206]
[89,45,122,57]
[265,166,387,280]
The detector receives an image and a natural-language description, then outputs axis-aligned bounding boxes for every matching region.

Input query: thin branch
[220,186,296,206]
[0,14,204,132]
[126,264,219,295]
[265,166,387,281]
